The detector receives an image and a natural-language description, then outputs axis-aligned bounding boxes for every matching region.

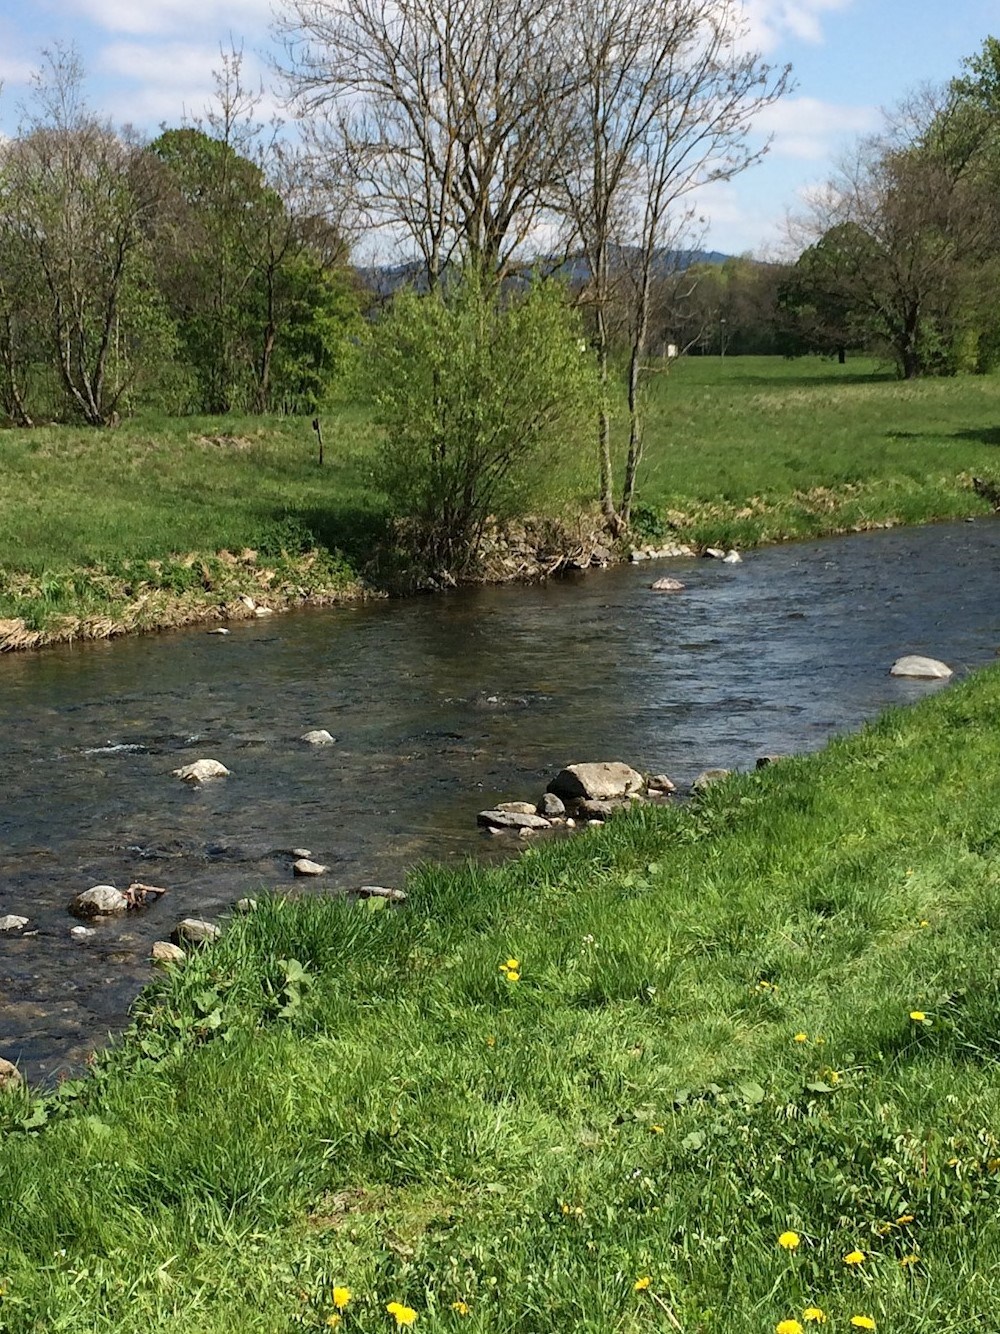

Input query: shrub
[371,275,597,574]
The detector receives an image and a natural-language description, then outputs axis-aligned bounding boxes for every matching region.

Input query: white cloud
[753,94,879,159]
[742,0,856,52]
[95,40,283,126]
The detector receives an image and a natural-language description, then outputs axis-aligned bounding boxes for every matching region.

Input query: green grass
[4,667,1000,1330]
[1,355,999,640]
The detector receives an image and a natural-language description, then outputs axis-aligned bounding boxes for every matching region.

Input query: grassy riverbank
[3,666,1000,1330]
[1,356,999,646]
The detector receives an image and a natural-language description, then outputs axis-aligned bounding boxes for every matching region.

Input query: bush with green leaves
[371,276,597,573]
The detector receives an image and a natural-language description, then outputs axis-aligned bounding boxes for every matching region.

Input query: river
[1,519,998,1081]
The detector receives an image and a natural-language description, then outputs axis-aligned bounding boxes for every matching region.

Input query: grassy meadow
[3,665,1000,1330]
[0,355,999,643]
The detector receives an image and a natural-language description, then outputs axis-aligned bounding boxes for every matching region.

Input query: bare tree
[557,0,789,531]
[278,0,576,286]
[3,48,167,426]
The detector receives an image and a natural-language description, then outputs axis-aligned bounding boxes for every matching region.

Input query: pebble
[293,858,328,876]
[300,730,335,745]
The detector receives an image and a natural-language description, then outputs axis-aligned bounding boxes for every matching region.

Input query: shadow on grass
[950,427,1000,447]
[252,501,406,586]
[721,368,894,388]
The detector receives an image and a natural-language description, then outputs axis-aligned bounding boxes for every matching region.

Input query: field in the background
[0,355,998,633]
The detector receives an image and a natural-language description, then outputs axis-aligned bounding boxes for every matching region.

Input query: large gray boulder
[151,940,186,966]
[692,768,731,793]
[0,915,29,932]
[300,730,335,745]
[547,762,645,802]
[538,792,566,818]
[890,655,953,680]
[69,885,128,918]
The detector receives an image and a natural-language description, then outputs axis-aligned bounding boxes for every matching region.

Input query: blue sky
[1,0,999,258]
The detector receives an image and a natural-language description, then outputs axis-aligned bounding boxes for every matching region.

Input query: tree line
[0,48,360,428]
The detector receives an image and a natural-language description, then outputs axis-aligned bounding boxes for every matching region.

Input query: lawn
[0,355,998,639]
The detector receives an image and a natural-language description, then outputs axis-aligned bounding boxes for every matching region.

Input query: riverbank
[2,662,1000,1330]
[1,357,998,650]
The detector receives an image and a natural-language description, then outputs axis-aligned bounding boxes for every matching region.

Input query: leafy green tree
[372,277,598,573]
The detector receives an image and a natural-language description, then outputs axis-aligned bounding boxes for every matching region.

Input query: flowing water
[2,520,998,1081]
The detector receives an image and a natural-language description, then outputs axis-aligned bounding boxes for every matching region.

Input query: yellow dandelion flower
[325,1319,342,1331]
[502,958,519,971]
[875,1222,892,1236]
[387,1302,418,1327]
[451,1300,471,1316]
[803,1309,826,1325]
[899,1254,919,1268]
[506,970,520,982]
[896,1213,914,1225]
[794,1033,809,1043]
[844,1250,866,1266]
[633,1276,652,1292]
[988,1158,1000,1173]
[919,919,930,927]
[850,1318,876,1331]
[333,1287,352,1311]
[778,1231,801,1251]
[947,1156,960,1167]
[776,1321,804,1334]
[909,1011,927,1022]
[650,1124,664,1134]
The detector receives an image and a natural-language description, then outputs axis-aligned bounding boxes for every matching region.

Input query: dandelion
[803,1309,826,1325]
[650,1124,664,1134]
[844,1250,865,1266]
[451,1301,471,1316]
[896,1214,914,1225]
[794,1033,809,1043]
[560,1203,584,1217]
[503,969,520,983]
[326,1318,342,1330]
[501,958,520,971]
[778,1231,801,1251]
[909,1011,927,1022]
[875,1222,892,1236]
[758,980,775,991]
[988,1158,1000,1173]
[333,1288,352,1311]
[387,1302,418,1327]
[850,1318,876,1331]
[485,1035,495,1047]
[919,919,930,927]
[776,1321,804,1334]
[900,1254,919,1269]
[633,1276,651,1292]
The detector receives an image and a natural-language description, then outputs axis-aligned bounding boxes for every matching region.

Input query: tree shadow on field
[729,368,893,388]
[254,501,393,575]
[950,427,1000,447]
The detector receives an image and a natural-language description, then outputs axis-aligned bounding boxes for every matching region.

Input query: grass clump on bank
[1,355,1000,646]
[3,667,1000,1330]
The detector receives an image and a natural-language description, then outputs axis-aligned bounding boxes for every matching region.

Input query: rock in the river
[291,848,313,859]
[756,754,786,769]
[722,550,742,564]
[301,729,335,745]
[692,768,731,793]
[293,858,328,876]
[0,915,28,932]
[651,577,685,592]
[890,655,953,680]
[207,628,230,636]
[235,897,259,914]
[547,762,645,802]
[0,1058,23,1092]
[538,792,566,818]
[704,546,726,559]
[577,798,623,820]
[172,918,221,946]
[254,606,274,617]
[173,758,231,783]
[357,885,408,903]
[239,594,256,610]
[477,809,552,831]
[151,940,186,966]
[69,885,128,918]
[647,774,677,793]
[497,801,539,816]
[70,925,96,938]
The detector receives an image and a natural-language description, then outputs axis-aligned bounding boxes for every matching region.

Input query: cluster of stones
[477,761,677,837]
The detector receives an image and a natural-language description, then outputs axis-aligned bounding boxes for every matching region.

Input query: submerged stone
[172,758,231,783]
[890,655,953,680]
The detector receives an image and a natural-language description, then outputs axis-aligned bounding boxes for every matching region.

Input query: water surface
[1,520,998,1079]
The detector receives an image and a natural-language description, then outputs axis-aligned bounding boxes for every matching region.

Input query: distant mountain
[357,248,730,296]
